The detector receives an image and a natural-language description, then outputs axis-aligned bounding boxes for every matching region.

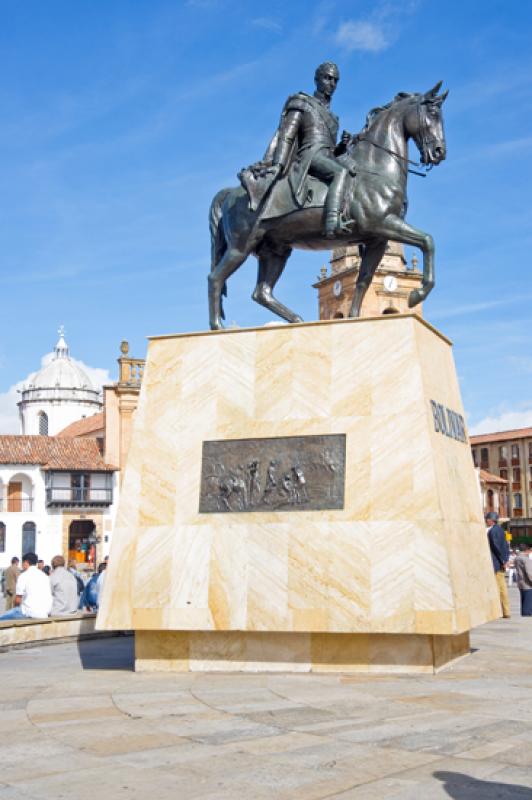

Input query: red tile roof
[0,436,116,471]
[479,469,508,485]
[56,412,104,438]
[470,427,532,445]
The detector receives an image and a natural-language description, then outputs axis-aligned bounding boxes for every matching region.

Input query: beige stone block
[99,315,500,673]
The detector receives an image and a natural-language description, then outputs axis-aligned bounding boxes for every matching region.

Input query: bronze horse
[208,83,448,330]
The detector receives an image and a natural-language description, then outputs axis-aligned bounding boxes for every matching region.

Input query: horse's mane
[358,91,421,136]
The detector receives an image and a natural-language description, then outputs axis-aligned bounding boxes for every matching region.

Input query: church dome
[30,331,94,391]
[18,327,102,436]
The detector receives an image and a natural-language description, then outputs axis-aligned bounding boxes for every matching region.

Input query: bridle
[356,99,441,178]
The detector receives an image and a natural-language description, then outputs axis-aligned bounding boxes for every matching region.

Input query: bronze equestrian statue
[208,64,448,330]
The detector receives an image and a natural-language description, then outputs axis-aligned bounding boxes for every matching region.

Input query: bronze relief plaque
[199,434,346,513]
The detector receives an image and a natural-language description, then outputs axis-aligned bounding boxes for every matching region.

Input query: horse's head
[405,82,448,166]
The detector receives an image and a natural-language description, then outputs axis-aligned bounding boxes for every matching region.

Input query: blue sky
[0,0,531,433]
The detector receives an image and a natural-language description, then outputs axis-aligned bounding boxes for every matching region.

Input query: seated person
[81,562,106,611]
[50,555,79,616]
[0,552,52,620]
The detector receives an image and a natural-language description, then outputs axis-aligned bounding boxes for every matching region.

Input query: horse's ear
[423,81,443,102]
[437,88,449,105]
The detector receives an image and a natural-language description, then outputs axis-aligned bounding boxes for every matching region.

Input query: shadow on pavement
[434,771,532,798]
[77,634,134,671]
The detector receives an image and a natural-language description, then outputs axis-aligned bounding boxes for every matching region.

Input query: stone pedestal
[97,315,500,673]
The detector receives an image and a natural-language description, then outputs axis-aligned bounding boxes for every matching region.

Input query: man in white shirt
[0,552,52,620]
[50,555,79,615]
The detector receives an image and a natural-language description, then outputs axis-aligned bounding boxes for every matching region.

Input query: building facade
[314,242,423,320]
[470,427,532,541]
[17,328,102,436]
[0,437,117,570]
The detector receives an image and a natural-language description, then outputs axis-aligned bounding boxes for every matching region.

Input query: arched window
[0,522,5,553]
[486,489,494,512]
[22,521,36,555]
[382,307,399,315]
[333,312,344,319]
[38,412,49,436]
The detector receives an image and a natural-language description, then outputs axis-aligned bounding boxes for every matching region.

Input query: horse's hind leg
[252,243,303,324]
[208,247,248,330]
[349,240,387,318]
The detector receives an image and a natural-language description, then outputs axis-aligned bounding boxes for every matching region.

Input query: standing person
[3,557,20,611]
[486,512,511,619]
[514,544,532,616]
[0,552,52,620]
[49,556,79,616]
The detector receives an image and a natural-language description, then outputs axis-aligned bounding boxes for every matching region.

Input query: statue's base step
[135,630,471,675]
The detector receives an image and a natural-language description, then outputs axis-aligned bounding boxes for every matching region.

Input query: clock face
[383,275,397,292]
[333,280,342,297]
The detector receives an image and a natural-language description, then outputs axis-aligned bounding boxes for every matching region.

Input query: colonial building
[313,242,423,319]
[0,436,117,570]
[471,427,532,541]
[17,328,102,436]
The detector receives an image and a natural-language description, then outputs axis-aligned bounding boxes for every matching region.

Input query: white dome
[31,355,93,391]
[18,327,102,435]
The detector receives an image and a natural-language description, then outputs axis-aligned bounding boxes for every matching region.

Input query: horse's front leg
[252,244,303,324]
[372,215,435,308]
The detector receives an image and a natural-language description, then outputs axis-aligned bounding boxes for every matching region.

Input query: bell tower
[313,242,424,320]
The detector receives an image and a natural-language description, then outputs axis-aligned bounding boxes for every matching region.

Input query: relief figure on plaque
[247,460,262,507]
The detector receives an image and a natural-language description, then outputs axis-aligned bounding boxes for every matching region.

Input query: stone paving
[0,588,531,799]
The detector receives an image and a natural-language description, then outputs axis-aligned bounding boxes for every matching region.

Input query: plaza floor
[0,588,531,799]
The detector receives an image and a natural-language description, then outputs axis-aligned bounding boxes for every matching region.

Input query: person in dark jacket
[514,544,532,616]
[486,511,511,618]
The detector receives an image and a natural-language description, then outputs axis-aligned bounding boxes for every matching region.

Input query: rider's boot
[324,169,348,238]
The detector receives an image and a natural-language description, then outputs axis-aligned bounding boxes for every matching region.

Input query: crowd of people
[0,552,107,621]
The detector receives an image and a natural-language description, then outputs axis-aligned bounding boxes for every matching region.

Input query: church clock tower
[313,242,424,320]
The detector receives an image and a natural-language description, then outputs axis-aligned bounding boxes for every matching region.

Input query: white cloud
[335,20,389,52]
[469,408,532,436]
[251,17,282,33]
[0,355,111,435]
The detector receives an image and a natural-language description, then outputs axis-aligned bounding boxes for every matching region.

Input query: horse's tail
[209,188,232,290]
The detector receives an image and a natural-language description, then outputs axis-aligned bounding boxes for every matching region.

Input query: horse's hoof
[408,289,423,308]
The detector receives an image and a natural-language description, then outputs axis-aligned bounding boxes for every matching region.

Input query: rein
[357,136,428,178]
[356,101,438,178]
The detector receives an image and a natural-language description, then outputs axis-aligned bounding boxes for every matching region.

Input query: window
[472,450,478,467]
[0,522,5,552]
[499,445,508,460]
[21,521,36,554]
[71,473,91,502]
[480,447,489,466]
[486,489,494,511]
[513,493,523,510]
[500,469,508,480]
[513,468,521,483]
[38,411,48,436]
[511,444,519,460]
[529,442,532,459]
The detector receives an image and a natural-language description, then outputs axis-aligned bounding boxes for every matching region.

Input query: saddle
[238,164,330,221]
